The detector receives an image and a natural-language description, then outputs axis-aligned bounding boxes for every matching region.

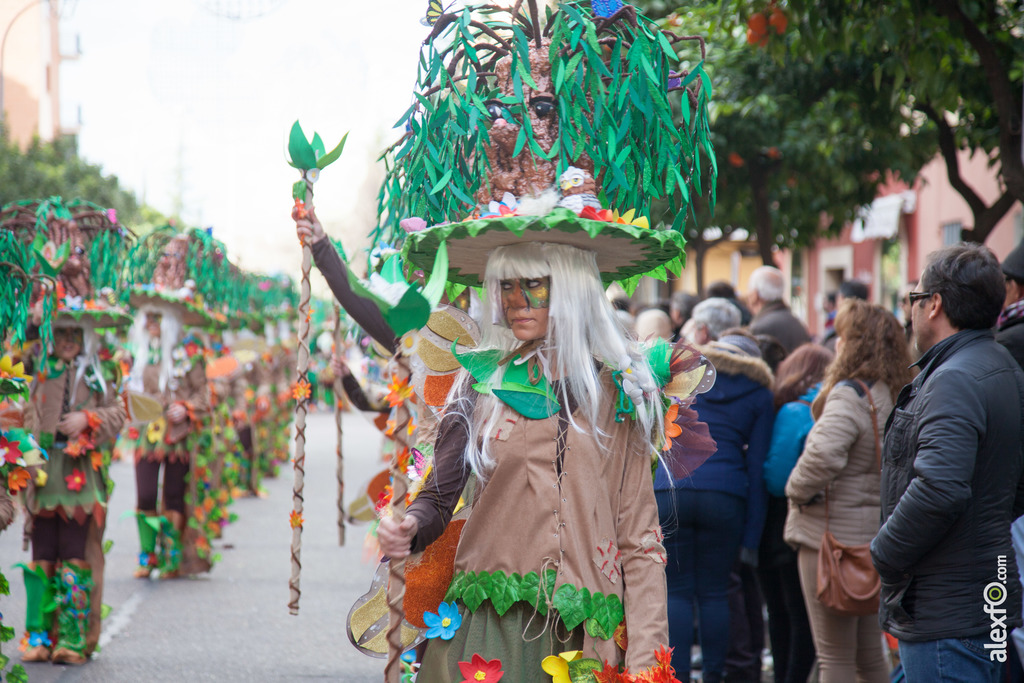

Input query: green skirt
[418,601,584,682]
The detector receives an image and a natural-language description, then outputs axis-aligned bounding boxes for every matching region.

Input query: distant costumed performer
[296,0,719,679]
[0,197,133,665]
[124,228,215,580]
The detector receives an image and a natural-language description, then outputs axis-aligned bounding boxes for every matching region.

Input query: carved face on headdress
[475,40,595,204]
[153,235,190,291]
[52,218,92,300]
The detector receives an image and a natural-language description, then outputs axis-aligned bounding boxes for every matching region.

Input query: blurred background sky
[59,0,429,278]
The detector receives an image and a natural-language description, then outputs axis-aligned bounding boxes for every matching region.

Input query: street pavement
[1,408,390,682]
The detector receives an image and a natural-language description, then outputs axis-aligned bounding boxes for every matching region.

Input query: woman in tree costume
[125,231,213,578]
[0,199,133,665]
[295,1,716,677]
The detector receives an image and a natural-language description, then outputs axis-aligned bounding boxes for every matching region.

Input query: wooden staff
[333,303,345,546]
[288,182,313,616]
[384,355,413,683]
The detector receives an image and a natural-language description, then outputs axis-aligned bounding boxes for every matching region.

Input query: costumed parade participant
[125,229,213,579]
[0,198,132,665]
[292,1,718,678]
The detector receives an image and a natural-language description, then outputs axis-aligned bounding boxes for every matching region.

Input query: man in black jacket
[871,243,1024,682]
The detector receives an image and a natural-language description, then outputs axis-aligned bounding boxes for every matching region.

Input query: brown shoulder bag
[816,379,882,617]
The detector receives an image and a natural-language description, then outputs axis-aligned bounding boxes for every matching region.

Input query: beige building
[1,0,71,147]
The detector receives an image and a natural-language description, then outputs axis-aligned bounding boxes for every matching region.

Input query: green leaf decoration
[419,240,449,308]
[584,591,624,639]
[518,571,547,615]
[451,344,503,383]
[461,571,491,612]
[286,121,318,170]
[445,571,467,603]
[103,539,114,554]
[567,659,603,682]
[493,384,560,419]
[552,583,589,631]
[317,132,349,170]
[487,570,522,617]
[385,286,432,337]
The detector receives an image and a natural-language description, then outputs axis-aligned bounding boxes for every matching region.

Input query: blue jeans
[656,488,745,680]
[899,637,1002,683]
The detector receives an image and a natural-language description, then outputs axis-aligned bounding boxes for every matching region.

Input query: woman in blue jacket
[760,344,833,683]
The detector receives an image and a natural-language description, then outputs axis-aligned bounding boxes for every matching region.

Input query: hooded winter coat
[655,342,774,553]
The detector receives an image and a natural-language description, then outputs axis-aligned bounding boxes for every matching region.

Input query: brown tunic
[135,355,210,463]
[408,373,669,669]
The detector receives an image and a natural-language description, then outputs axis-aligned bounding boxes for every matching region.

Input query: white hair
[748,266,785,302]
[449,242,662,480]
[127,302,184,394]
[691,297,742,340]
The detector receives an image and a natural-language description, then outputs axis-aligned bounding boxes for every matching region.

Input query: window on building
[942,221,962,245]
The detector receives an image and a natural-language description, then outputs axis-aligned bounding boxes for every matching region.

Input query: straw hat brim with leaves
[53,307,134,330]
[402,208,685,289]
[129,288,211,328]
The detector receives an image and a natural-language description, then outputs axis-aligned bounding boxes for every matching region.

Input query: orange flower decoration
[7,466,30,493]
[662,404,682,452]
[385,418,398,437]
[90,450,104,471]
[289,510,304,529]
[386,374,414,408]
[85,411,102,430]
[65,468,86,492]
[292,379,312,401]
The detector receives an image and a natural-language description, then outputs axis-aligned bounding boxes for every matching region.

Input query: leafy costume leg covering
[17,562,55,662]
[159,511,184,578]
[134,510,161,578]
[52,562,92,665]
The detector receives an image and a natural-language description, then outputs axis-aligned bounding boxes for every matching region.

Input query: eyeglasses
[907,291,933,306]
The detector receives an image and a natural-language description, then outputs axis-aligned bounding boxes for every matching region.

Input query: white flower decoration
[304,168,320,184]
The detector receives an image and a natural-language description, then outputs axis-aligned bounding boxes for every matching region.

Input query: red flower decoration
[457,653,504,682]
[65,468,86,492]
[0,434,23,464]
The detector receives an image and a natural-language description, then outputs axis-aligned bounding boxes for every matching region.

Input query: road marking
[98,588,146,649]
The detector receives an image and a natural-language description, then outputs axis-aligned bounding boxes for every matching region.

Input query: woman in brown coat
[784,300,911,683]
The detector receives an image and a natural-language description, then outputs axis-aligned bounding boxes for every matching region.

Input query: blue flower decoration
[28,630,53,647]
[422,601,462,640]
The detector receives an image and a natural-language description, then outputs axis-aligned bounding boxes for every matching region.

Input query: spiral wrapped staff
[384,355,414,683]
[288,181,313,616]
[333,303,346,546]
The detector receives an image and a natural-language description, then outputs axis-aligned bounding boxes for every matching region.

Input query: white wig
[127,302,184,394]
[451,241,662,479]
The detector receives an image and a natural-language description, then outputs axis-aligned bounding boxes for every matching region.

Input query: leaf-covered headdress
[381,0,715,291]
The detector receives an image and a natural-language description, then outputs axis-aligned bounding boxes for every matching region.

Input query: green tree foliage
[639,1,938,278]
[0,125,166,232]
[720,0,1023,244]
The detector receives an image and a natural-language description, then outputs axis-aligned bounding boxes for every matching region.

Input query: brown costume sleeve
[88,388,127,446]
[407,409,471,553]
[311,238,398,352]
[341,374,386,413]
[615,430,669,669]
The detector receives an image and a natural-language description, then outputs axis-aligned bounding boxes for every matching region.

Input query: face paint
[500,277,550,313]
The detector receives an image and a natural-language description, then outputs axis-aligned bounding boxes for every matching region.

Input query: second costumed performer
[126,232,212,579]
